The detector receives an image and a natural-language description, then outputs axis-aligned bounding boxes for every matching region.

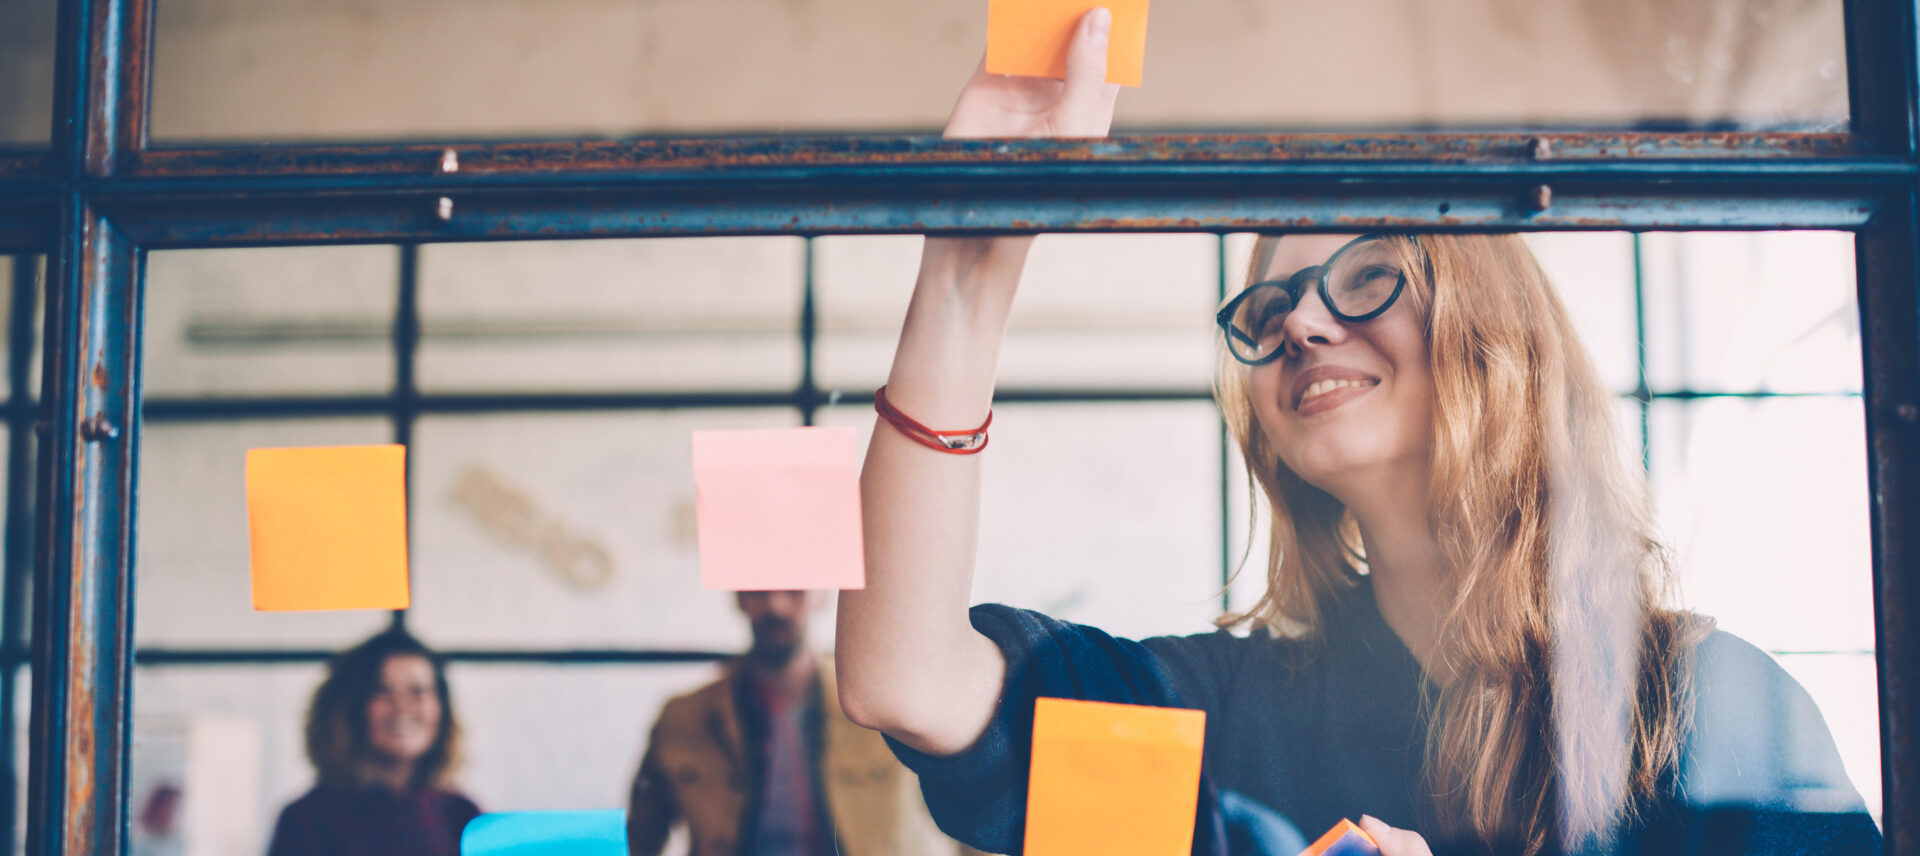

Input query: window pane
[9,666,28,856]
[131,665,326,856]
[449,662,717,812]
[0,256,44,403]
[0,0,56,148]
[816,234,1218,392]
[821,400,1224,640]
[136,420,396,647]
[406,409,797,649]
[1649,397,1872,653]
[144,247,399,399]
[150,0,1846,142]
[1643,232,1859,393]
[416,238,803,394]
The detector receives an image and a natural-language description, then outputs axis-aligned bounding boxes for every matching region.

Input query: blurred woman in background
[266,630,479,856]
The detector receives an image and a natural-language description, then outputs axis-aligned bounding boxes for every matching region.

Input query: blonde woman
[836,9,1880,855]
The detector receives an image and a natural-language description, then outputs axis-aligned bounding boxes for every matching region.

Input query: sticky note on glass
[246,444,410,611]
[987,0,1151,87]
[691,426,865,591]
[1025,697,1205,856]
[462,810,626,856]
[1300,820,1381,856]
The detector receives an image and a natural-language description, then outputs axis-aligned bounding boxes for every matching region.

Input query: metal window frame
[0,0,1915,852]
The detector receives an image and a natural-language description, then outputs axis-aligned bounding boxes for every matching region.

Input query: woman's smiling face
[1246,234,1436,502]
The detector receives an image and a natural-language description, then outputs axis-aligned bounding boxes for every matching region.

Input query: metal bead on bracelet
[873,386,992,455]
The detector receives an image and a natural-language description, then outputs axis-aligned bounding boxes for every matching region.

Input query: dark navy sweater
[886,581,1882,855]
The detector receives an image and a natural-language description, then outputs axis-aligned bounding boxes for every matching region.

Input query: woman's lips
[1295,378,1379,417]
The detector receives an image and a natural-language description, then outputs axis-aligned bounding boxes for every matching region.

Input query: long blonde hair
[1215,234,1705,853]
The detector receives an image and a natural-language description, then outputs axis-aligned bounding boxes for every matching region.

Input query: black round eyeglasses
[1215,234,1412,366]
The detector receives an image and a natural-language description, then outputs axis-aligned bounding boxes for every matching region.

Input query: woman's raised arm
[835,8,1120,756]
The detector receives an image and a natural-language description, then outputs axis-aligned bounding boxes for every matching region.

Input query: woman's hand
[944,7,1122,139]
[1359,816,1433,856]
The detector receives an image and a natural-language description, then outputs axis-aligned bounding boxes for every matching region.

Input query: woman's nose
[1279,286,1346,354]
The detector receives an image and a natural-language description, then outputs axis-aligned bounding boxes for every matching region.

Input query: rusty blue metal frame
[0,0,1914,851]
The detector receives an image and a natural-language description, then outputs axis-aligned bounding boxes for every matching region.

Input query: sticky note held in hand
[1301,820,1382,856]
[461,810,626,856]
[246,444,410,611]
[1025,697,1206,856]
[691,426,865,591]
[987,0,1151,87]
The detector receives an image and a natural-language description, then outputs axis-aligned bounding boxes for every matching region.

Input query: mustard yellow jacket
[626,658,978,856]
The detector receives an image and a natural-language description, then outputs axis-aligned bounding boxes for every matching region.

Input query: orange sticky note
[246,445,410,611]
[691,427,865,591]
[1025,698,1205,856]
[986,0,1151,87]
[1300,820,1382,856]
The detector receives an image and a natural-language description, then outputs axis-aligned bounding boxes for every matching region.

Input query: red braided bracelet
[874,386,992,455]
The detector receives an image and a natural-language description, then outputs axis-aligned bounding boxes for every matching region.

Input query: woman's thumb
[1062,10,1111,91]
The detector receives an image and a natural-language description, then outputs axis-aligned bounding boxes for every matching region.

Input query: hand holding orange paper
[247,444,410,611]
[691,426,865,591]
[987,0,1151,87]
[1301,819,1382,856]
[1025,697,1205,856]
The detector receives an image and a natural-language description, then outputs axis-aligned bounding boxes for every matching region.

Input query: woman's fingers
[1358,815,1433,856]
[1052,7,1120,137]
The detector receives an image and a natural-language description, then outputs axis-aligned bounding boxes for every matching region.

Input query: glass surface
[0,0,57,148]
[0,259,11,402]
[820,400,1224,641]
[1643,231,1859,393]
[150,0,1846,142]
[8,666,27,856]
[135,419,396,646]
[444,662,718,811]
[406,409,798,649]
[0,256,43,403]
[144,247,400,399]
[112,226,1881,847]
[416,238,803,394]
[130,664,327,856]
[817,234,1218,392]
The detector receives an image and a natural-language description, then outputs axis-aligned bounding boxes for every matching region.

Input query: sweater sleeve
[883,604,1225,855]
[1670,631,1882,854]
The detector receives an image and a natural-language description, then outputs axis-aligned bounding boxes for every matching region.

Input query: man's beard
[748,618,801,666]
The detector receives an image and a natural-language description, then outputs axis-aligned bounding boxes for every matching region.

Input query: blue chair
[461,810,627,856]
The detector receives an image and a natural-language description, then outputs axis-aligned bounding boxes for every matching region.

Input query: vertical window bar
[391,244,420,632]
[800,238,819,427]
[27,206,142,856]
[1855,189,1920,851]
[1217,235,1233,615]
[1631,234,1653,476]
[1842,0,1920,158]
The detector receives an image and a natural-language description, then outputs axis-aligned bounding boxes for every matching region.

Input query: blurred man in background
[626,590,970,856]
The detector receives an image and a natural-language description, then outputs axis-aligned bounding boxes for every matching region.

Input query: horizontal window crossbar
[125,647,733,666]
[107,133,1880,183]
[127,388,1862,423]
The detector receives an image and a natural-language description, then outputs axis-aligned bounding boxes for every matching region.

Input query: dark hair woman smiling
[266,630,479,856]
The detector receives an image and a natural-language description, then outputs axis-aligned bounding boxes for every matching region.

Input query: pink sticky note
[691,426,866,591]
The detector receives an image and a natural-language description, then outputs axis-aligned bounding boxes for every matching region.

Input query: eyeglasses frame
[1215,233,1415,366]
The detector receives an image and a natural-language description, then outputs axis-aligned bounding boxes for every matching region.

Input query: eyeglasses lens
[1226,282,1297,363]
[1325,240,1401,318]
